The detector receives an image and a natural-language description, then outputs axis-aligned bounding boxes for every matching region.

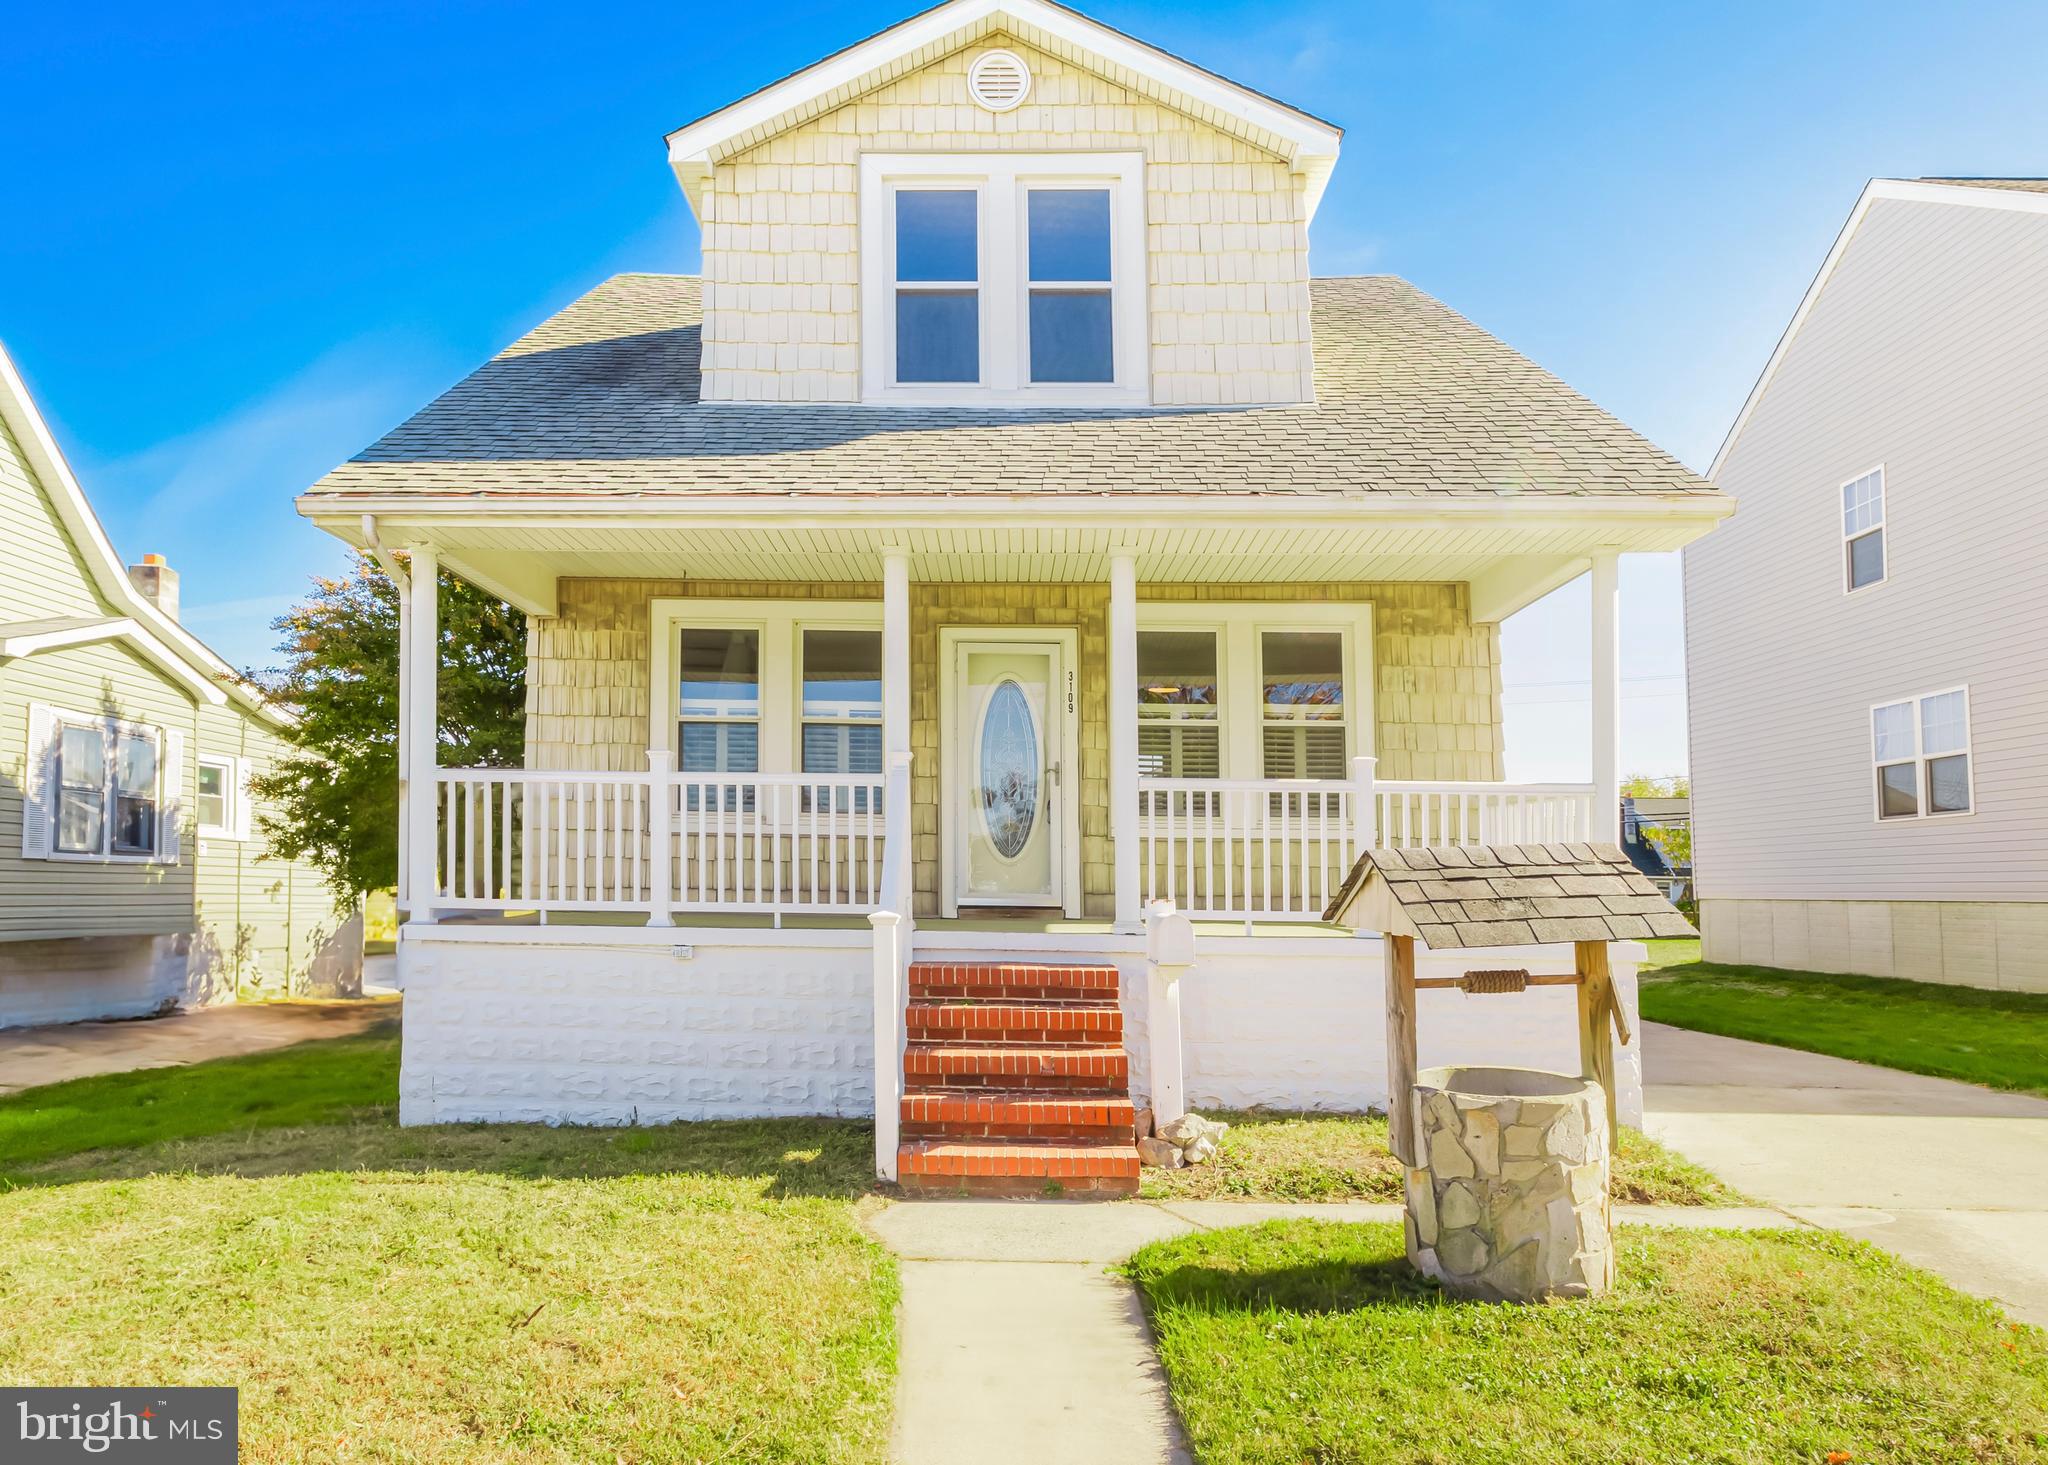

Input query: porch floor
[426,910,1358,940]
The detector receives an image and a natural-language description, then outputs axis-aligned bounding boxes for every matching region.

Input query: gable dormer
[665,0,1341,406]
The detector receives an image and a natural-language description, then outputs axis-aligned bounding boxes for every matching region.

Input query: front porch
[348,515,1645,1178]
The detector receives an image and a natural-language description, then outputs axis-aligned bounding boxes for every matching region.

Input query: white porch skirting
[396,926,875,1126]
[396,926,1643,1129]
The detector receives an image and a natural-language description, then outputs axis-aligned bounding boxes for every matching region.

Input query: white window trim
[32,703,179,865]
[1133,603,1375,781]
[1841,463,1886,595]
[1870,684,1974,823]
[648,599,884,772]
[858,151,1149,407]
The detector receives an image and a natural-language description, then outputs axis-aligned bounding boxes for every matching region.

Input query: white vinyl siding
[1688,193,2048,903]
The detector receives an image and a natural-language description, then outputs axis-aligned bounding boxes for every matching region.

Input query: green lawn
[1138,1109,1743,1206]
[1128,1219,2048,1465]
[1640,958,2048,1097]
[0,1026,897,1463]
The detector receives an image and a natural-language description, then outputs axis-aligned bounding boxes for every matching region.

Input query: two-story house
[298,0,1722,1189]
[1689,177,2048,994]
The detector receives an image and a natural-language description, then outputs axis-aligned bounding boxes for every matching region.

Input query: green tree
[249,553,525,903]
[1621,773,1692,870]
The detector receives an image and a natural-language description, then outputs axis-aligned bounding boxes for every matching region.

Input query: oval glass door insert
[979,679,1040,859]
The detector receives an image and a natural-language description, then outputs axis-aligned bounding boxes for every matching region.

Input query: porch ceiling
[322,510,1716,622]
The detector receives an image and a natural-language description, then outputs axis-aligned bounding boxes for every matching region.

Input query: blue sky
[6,1,2045,780]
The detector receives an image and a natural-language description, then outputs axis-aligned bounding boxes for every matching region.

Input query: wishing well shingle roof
[1324,843,1698,948]
[304,273,1720,502]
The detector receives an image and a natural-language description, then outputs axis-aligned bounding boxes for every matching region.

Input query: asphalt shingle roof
[305,274,1719,501]
[1324,842,1698,948]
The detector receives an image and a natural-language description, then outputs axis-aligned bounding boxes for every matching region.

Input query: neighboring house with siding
[1688,177,2048,993]
[0,344,361,1028]
[297,0,1722,1188]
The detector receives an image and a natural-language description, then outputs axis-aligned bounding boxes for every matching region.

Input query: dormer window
[861,152,1147,405]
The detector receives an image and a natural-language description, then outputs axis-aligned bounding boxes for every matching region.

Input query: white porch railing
[1136,777,1363,922]
[429,763,890,921]
[1137,767,1597,922]
[1374,780,1597,849]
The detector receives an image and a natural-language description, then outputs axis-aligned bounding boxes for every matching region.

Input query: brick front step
[908,962,1120,1001]
[905,1001,1123,1045]
[903,1042,1128,1089]
[896,1139,1141,1195]
[901,1091,1137,1141]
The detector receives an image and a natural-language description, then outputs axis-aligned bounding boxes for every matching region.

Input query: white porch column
[405,545,440,921]
[1590,549,1621,844]
[394,592,411,914]
[882,553,911,763]
[1109,553,1140,931]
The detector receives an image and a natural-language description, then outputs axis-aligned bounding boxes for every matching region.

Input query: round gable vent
[967,50,1032,113]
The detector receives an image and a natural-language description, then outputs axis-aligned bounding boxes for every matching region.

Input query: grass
[1137,1109,1744,1206]
[1127,1219,2048,1465]
[0,1026,897,1463]
[1640,957,2048,1098]
[0,1016,402,1180]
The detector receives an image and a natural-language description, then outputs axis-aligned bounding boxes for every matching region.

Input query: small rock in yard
[1181,1135,1220,1166]
[1158,1113,1229,1148]
[1132,1106,1155,1139]
[1137,1136,1183,1169]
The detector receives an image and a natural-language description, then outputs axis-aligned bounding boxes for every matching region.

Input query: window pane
[1927,754,1970,814]
[1262,632,1345,720]
[803,722,883,775]
[196,764,227,831]
[802,630,883,720]
[1028,189,1111,281]
[1028,291,1113,383]
[117,734,156,795]
[1877,762,1918,818]
[1842,469,1883,535]
[60,726,103,791]
[897,291,979,383]
[1137,631,1218,718]
[679,629,759,717]
[1263,724,1347,780]
[1920,690,1967,756]
[1138,724,1220,779]
[680,720,758,774]
[57,786,102,853]
[1847,528,1884,589]
[896,190,978,281]
[1871,701,1914,762]
[113,796,156,854]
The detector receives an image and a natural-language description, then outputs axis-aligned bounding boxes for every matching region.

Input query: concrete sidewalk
[867,1196,1792,1465]
[1643,1021,2048,1326]
[0,996,398,1096]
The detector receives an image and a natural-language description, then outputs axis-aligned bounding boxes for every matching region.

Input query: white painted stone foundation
[398,929,1643,1130]
[397,928,874,1126]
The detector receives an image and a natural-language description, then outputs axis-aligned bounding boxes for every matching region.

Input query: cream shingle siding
[524,578,1501,918]
[700,33,1313,406]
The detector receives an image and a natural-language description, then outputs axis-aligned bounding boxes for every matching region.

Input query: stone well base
[1405,1064,1612,1302]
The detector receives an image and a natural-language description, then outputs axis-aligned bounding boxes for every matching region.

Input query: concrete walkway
[0,996,398,1095]
[867,1196,1790,1465]
[1643,1021,2048,1327]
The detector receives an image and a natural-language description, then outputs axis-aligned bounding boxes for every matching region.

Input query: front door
[950,637,1067,909]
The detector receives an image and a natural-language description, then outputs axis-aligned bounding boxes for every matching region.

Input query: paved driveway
[0,996,398,1096]
[1643,1021,2048,1327]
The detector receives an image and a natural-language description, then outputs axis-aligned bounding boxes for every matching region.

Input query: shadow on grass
[1135,1251,1438,1316]
[0,1018,877,1201]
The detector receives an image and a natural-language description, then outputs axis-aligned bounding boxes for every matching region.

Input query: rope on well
[1457,968,1531,995]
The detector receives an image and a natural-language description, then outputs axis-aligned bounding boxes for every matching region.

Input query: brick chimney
[128,553,180,622]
